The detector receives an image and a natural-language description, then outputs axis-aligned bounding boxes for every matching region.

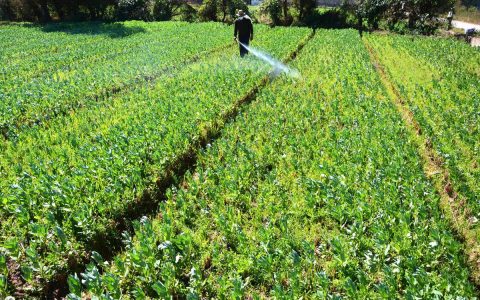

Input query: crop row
[364,34,480,225]
[69,30,476,298]
[0,26,311,296]
[2,22,204,83]
[385,35,480,78]
[0,22,239,137]
[0,21,170,60]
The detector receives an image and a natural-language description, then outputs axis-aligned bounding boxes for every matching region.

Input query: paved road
[452,20,480,32]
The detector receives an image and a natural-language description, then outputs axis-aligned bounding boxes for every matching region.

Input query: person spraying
[234,9,253,57]
[447,9,454,30]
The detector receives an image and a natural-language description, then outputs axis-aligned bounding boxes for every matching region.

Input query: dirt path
[452,20,480,31]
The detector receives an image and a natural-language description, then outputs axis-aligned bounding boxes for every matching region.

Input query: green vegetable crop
[0,22,310,296]
[1,21,478,298]
[69,30,476,298]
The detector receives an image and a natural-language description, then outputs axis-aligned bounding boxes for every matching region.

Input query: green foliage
[198,0,218,21]
[198,0,248,23]
[1,19,479,299]
[117,0,152,21]
[343,0,455,33]
[0,23,310,295]
[176,3,198,22]
[0,0,177,21]
[365,33,480,222]
[401,0,455,17]
[227,0,249,21]
[259,0,282,25]
[0,0,117,21]
[291,0,316,23]
[0,21,232,137]
[67,274,82,297]
[152,0,193,21]
[70,29,476,298]
[301,7,355,28]
[1,0,457,23]
[152,0,174,20]
[0,254,7,298]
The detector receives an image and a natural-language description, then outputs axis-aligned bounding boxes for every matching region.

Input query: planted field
[67,29,476,298]
[1,21,233,137]
[0,22,479,298]
[364,34,480,227]
[0,22,310,296]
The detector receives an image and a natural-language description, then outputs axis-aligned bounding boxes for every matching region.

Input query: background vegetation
[454,0,480,23]
[0,0,466,34]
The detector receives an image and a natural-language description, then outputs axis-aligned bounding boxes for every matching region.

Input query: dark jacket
[234,16,253,41]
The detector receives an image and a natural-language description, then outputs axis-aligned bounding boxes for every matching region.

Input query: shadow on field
[35,21,146,38]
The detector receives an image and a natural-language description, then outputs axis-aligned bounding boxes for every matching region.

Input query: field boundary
[30,30,315,299]
[363,37,480,288]
[0,42,233,141]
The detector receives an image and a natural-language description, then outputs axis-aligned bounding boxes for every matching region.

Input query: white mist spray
[238,42,301,79]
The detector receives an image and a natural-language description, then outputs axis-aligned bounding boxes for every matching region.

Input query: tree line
[0,0,197,22]
[260,0,454,31]
[0,0,455,34]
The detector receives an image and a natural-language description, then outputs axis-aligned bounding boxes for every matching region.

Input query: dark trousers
[239,38,249,57]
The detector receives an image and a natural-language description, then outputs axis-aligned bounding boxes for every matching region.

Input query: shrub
[153,0,173,20]
[117,0,152,21]
[291,0,315,23]
[259,0,282,25]
[177,3,197,22]
[198,0,217,21]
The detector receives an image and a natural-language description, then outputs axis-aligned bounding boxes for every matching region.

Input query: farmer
[447,10,454,30]
[234,9,254,57]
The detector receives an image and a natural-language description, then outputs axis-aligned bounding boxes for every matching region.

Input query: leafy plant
[72,29,476,298]
[0,23,310,295]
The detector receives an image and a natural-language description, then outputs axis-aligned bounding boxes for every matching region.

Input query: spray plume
[239,42,301,79]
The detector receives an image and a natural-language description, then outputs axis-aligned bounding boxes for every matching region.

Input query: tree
[292,0,316,22]
[198,0,217,21]
[117,0,152,21]
[0,0,15,20]
[281,0,291,24]
[399,0,455,28]
[153,0,175,20]
[26,0,51,22]
[0,0,120,21]
[344,0,454,32]
[228,0,248,20]
[259,0,282,25]
[80,0,117,20]
[214,0,248,22]
[345,0,388,29]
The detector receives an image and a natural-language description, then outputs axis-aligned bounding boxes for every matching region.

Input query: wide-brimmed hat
[236,10,245,17]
